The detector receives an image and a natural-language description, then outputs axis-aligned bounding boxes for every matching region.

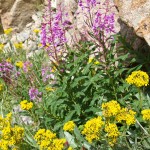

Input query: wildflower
[0,84,3,91]
[88,57,100,65]
[141,109,150,121]
[78,0,115,35]
[41,67,55,82]
[0,43,4,51]
[29,87,41,100]
[82,116,104,143]
[0,113,24,150]
[53,138,66,150]
[6,58,11,63]
[33,29,40,34]
[38,43,43,48]
[0,61,13,84]
[34,129,66,150]
[16,61,23,68]
[20,100,33,110]
[23,61,32,73]
[68,147,73,150]
[14,42,23,49]
[126,70,149,87]
[4,28,13,35]
[63,121,75,132]
[41,2,68,59]
[102,100,121,118]
[45,87,55,92]
[105,123,120,146]
[116,108,136,126]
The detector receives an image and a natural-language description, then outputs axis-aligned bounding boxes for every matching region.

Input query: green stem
[138,88,143,110]
[136,119,149,135]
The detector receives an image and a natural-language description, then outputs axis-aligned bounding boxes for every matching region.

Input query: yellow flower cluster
[141,109,150,121]
[63,121,75,132]
[102,100,136,126]
[34,129,66,150]
[20,100,33,110]
[16,61,23,68]
[4,28,13,35]
[102,100,121,117]
[105,123,120,146]
[82,116,104,143]
[126,70,149,87]
[14,42,23,49]
[0,113,24,150]
[116,108,136,126]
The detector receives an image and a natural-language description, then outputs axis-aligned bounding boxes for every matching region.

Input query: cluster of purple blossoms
[0,61,13,73]
[23,61,33,73]
[93,11,115,35]
[41,0,71,60]
[0,61,13,84]
[29,87,42,100]
[79,0,97,8]
[78,0,115,38]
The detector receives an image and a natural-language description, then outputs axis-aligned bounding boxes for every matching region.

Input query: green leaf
[74,104,81,116]
[64,131,77,148]
[64,110,76,123]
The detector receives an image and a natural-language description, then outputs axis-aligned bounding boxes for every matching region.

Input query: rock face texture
[114,0,150,46]
[0,0,43,31]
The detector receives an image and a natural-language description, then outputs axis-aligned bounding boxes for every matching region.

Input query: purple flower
[41,0,69,60]
[23,61,33,73]
[41,67,55,82]
[29,88,41,100]
[41,24,47,47]
[78,0,115,37]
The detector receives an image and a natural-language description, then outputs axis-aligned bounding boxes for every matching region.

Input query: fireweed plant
[0,0,149,149]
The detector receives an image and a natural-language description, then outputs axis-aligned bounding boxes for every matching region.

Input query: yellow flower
[38,43,43,47]
[63,121,75,132]
[0,113,24,150]
[45,87,55,92]
[44,43,50,48]
[4,28,13,35]
[102,100,121,118]
[88,57,100,65]
[116,108,136,126]
[14,42,23,49]
[34,129,65,150]
[0,84,3,91]
[68,147,73,150]
[82,116,104,143]
[141,109,150,121]
[16,61,23,68]
[52,138,66,150]
[126,70,149,87]
[33,29,40,34]
[20,100,33,110]
[0,43,4,50]
[12,125,24,141]
[6,58,11,63]
[105,123,120,146]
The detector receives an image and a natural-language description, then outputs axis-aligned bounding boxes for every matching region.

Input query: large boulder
[0,0,43,31]
[114,0,150,46]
